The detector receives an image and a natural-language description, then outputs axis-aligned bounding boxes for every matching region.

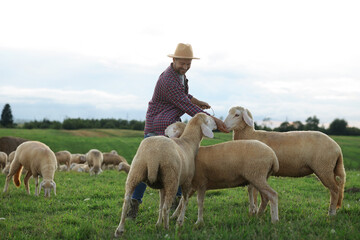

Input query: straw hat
[167,43,200,59]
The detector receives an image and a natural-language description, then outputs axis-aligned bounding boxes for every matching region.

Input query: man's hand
[191,97,210,109]
[212,116,229,133]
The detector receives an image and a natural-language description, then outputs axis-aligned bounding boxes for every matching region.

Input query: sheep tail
[13,165,24,187]
[269,153,279,176]
[334,153,346,208]
[147,160,160,184]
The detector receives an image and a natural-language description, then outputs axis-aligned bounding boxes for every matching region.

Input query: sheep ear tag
[201,123,214,138]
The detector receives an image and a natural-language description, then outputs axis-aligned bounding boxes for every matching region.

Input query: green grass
[1,171,359,239]
[1,129,360,239]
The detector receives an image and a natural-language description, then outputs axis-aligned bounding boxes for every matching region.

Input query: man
[127,43,228,219]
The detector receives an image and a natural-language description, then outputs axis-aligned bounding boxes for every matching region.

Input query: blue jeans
[132,133,182,203]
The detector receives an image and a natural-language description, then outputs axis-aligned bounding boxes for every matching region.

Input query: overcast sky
[1,0,359,128]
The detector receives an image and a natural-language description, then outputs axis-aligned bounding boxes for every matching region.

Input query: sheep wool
[3,141,57,197]
[224,106,346,216]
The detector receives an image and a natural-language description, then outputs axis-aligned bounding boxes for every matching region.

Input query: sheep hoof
[194,220,204,229]
[176,220,184,227]
[155,222,162,229]
[328,209,337,216]
[114,229,124,238]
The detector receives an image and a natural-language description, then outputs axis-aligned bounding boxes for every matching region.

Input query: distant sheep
[0,136,28,155]
[55,150,71,170]
[224,106,346,216]
[0,151,7,169]
[3,141,57,197]
[102,152,127,169]
[165,122,279,225]
[114,113,216,236]
[70,153,86,165]
[2,151,15,175]
[70,163,90,173]
[86,149,103,175]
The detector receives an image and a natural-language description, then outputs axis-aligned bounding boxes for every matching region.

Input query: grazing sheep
[166,122,279,225]
[55,150,71,170]
[224,106,346,216]
[86,149,103,175]
[3,141,57,197]
[70,153,86,165]
[0,151,7,169]
[114,113,216,237]
[70,163,90,173]
[58,164,68,171]
[0,136,28,155]
[118,162,130,174]
[102,152,128,169]
[110,150,118,155]
[2,151,15,175]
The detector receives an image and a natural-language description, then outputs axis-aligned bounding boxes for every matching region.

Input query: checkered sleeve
[164,77,205,117]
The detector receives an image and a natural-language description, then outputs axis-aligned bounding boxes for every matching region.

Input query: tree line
[1,103,359,135]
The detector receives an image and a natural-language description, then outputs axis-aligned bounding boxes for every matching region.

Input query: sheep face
[224,106,254,131]
[39,180,56,197]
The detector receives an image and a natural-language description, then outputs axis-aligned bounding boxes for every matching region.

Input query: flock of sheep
[0,105,346,238]
[1,141,128,197]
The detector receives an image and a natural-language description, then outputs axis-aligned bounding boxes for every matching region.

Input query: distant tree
[305,116,319,130]
[276,121,295,132]
[329,119,348,135]
[292,121,304,130]
[1,103,14,128]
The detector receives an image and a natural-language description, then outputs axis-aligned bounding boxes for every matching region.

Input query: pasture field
[0,129,360,239]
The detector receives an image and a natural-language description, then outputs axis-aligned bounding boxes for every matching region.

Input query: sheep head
[190,113,217,138]
[39,180,56,197]
[224,106,254,131]
[165,122,186,138]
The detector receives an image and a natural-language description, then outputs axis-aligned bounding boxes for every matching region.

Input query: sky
[1,0,360,128]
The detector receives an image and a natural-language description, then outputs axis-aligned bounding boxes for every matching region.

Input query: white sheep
[0,151,7,170]
[165,122,279,225]
[70,153,86,165]
[224,106,346,216]
[102,152,128,169]
[55,150,71,170]
[2,151,15,175]
[114,113,216,237]
[3,141,57,197]
[70,163,90,173]
[86,149,103,175]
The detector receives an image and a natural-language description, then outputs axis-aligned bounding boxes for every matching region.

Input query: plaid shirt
[144,63,206,135]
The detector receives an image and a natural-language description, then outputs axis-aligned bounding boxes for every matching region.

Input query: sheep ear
[52,181,56,196]
[243,109,254,127]
[201,123,214,138]
[39,181,44,195]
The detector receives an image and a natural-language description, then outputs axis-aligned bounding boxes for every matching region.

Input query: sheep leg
[156,189,165,228]
[256,183,278,223]
[4,158,22,193]
[315,171,339,216]
[24,171,32,195]
[176,187,191,227]
[34,176,39,196]
[247,184,259,215]
[163,187,178,230]
[114,194,132,237]
[171,197,184,219]
[257,191,269,215]
[195,188,206,227]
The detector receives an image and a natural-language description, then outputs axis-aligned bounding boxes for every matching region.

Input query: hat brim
[167,54,200,60]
